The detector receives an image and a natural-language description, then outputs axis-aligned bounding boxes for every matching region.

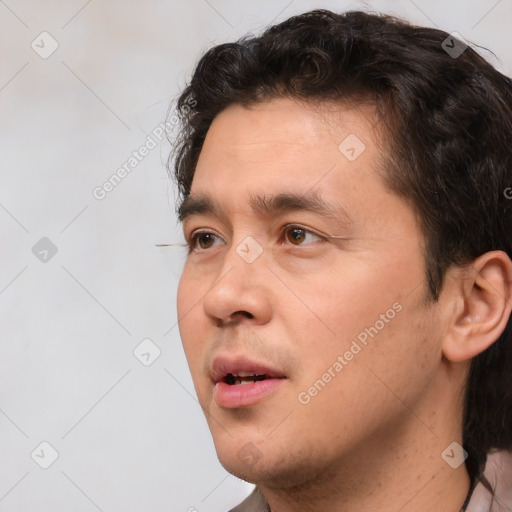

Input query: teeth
[225,372,267,385]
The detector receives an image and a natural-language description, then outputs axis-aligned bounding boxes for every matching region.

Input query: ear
[442,251,512,363]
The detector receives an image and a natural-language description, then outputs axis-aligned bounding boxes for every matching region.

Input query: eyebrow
[178,190,353,226]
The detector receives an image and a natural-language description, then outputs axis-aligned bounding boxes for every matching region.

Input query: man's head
[171,9,512,496]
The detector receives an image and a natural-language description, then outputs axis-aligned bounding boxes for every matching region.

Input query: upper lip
[210,355,287,383]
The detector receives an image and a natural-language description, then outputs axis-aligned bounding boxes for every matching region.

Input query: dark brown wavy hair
[169,9,512,487]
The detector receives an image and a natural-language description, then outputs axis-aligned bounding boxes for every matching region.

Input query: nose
[202,245,273,327]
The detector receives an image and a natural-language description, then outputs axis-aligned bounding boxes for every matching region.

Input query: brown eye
[197,233,215,249]
[284,226,322,246]
[286,227,306,245]
[190,231,223,251]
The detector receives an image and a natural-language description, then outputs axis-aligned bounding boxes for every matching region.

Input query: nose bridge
[203,234,271,324]
[216,232,266,282]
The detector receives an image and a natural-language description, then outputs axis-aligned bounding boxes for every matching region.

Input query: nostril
[213,311,253,328]
[233,311,254,319]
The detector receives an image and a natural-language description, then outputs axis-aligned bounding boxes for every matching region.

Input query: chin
[212,436,273,482]
[215,437,321,491]
[218,456,259,484]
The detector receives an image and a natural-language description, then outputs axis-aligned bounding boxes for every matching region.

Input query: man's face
[177,97,446,487]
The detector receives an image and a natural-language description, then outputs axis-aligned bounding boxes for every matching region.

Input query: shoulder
[228,487,269,512]
[464,450,512,511]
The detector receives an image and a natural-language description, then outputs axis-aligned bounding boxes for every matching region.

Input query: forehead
[189,97,382,197]
[195,97,378,167]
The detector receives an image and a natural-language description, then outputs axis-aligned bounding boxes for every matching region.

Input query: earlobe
[442,251,512,363]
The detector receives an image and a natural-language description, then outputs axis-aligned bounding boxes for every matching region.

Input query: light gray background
[1,1,511,511]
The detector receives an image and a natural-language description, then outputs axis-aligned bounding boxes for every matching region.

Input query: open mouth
[215,371,286,408]
[224,372,270,385]
[210,355,287,407]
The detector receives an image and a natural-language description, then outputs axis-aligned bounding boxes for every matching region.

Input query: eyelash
[187,224,326,253]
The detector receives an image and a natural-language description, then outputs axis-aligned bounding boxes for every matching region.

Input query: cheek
[176,279,187,326]
[278,259,406,345]
[176,269,207,363]
[284,256,436,395]
[176,265,195,319]
[176,263,210,323]
[290,306,441,448]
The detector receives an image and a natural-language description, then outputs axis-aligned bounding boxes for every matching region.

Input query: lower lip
[214,378,285,408]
